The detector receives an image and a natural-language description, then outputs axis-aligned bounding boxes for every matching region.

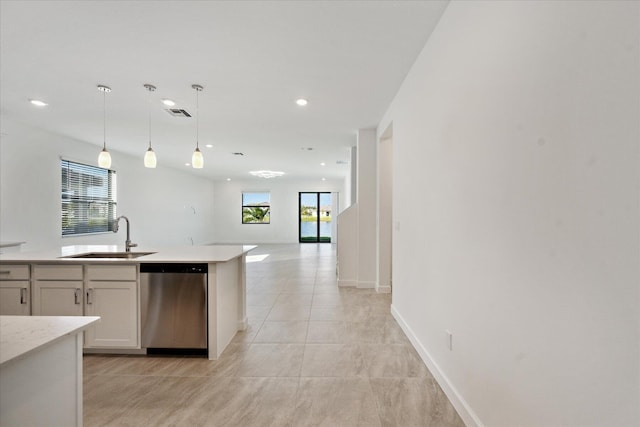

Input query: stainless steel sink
[62,252,156,259]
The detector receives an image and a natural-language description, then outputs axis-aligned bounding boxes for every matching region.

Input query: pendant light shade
[98,148,112,168]
[143,84,157,168]
[144,147,157,168]
[97,85,112,169]
[191,84,204,169]
[192,147,204,168]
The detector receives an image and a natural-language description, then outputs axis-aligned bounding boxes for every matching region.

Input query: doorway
[299,192,332,243]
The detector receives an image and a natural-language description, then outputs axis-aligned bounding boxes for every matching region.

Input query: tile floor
[84,244,464,426]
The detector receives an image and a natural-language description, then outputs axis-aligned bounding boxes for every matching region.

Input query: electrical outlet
[446,330,453,351]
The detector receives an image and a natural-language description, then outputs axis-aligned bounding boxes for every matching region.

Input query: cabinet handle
[20,287,27,304]
[74,288,81,305]
[86,288,93,305]
[0,270,10,274]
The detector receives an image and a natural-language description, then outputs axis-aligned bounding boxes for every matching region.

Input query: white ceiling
[0,0,447,181]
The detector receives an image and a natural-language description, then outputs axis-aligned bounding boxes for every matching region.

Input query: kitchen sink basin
[62,251,156,259]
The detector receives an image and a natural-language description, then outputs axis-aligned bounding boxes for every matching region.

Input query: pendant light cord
[195,87,200,149]
[102,90,107,150]
[148,87,152,148]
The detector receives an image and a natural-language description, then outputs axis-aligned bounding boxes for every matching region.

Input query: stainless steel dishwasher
[140,263,208,354]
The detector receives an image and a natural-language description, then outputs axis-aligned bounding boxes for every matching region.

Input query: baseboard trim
[357,280,375,289]
[338,279,357,287]
[376,284,391,294]
[238,317,248,331]
[83,348,146,355]
[390,304,483,427]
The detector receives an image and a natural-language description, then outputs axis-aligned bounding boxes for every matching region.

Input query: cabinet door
[85,281,138,348]
[0,281,30,315]
[33,280,83,316]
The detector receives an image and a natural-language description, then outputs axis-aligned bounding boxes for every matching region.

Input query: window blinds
[61,159,117,236]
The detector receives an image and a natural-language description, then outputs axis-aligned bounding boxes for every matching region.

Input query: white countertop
[0,244,256,263]
[0,316,100,365]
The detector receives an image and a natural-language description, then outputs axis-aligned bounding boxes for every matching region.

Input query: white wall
[356,129,377,288]
[379,1,640,426]
[377,130,393,292]
[0,118,215,251]
[211,178,344,244]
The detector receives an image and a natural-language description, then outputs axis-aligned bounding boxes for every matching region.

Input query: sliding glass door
[299,192,331,243]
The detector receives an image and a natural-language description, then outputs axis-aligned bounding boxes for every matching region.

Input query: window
[242,192,270,224]
[61,159,117,236]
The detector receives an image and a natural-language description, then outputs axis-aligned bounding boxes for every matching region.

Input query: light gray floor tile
[292,378,382,426]
[301,344,367,377]
[370,377,465,427]
[83,355,123,376]
[276,293,314,306]
[101,355,183,376]
[266,302,311,321]
[235,343,305,377]
[247,292,280,307]
[230,322,259,345]
[254,320,309,343]
[360,344,431,378]
[84,374,162,425]
[311,292,346,307]
[166,377,299,426]
[310,305,348,321]
[346,316,410,344]
[306,321,350,343]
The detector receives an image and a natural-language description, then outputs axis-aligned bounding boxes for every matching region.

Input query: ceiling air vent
[165,108,192,118]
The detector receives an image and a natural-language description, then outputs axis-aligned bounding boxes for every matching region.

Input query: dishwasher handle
[140,263,208,274]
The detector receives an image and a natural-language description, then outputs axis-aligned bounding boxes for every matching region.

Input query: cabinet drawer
[0,265,30,280]
[87,265,137,281]
[33,265,83,280]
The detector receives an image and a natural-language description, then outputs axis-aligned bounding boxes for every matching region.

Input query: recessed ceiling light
[249,170,285,179]
[205,144,213,148]
[296,98,308,106]
[320,162,326,166]
[185,163,191,166]
[322,178,326,181]
[29,99,48,107]
[226,178,231,181]
[161,99,176,106]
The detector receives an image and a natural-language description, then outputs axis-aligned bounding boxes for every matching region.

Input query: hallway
[83,244,464,426]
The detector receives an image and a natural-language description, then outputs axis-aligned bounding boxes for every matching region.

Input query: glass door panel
[319,192,332,243]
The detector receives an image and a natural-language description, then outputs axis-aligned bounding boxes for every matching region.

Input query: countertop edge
[0,245,257,263]
[0,316,100,366]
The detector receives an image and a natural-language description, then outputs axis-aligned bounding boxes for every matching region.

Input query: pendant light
[97,85,112,168]
[143,84,157,168]
[191,84,204,169]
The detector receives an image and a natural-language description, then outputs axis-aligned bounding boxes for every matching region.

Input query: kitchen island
[0,315,100,427]
[0,244,255,360]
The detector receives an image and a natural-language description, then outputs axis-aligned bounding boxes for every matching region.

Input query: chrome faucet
[113,216,137,252]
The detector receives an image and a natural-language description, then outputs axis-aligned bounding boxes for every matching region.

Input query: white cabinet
[33,265,84,316]
[0,265,30,315]
[85,265,138,348]
[32,264,139,349]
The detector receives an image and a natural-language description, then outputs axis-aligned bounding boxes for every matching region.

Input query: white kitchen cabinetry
[33,265,84,316]
[0,265,30,315]
[32,264,139,348]
[85,265,138,348]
